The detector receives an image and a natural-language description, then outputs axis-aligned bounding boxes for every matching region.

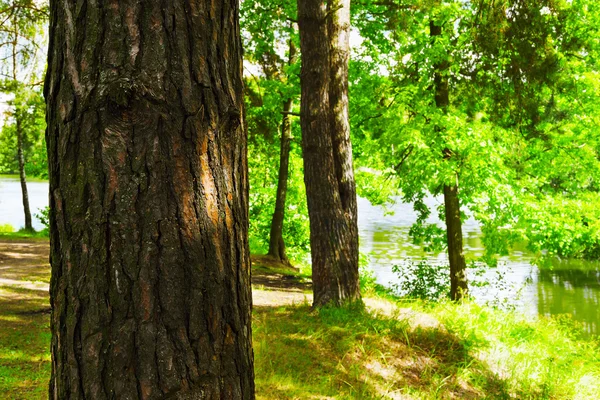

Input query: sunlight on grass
[0,224,14,233]
[0,280,52,399]
[408,300,600,399]
[0,314,50,400]
[0,229,49,240]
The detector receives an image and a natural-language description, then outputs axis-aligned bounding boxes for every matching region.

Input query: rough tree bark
[45,1,254,398]
[267,39,297,265]
[430,20,469,301]
[298,0,361,306]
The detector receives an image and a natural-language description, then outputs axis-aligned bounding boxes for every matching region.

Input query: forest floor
[1,239,599,399]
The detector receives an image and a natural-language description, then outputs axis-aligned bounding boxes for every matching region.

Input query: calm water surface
[1,176,598,336]
[0,175,48,231]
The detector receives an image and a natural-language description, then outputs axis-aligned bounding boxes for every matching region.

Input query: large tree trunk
[45,1,254,399]
[16,115,33,231]
[327,0,359,282]
[267,39,297,265]
[298,0,361,307]
[327,0,356,213]
[430,20,468,301]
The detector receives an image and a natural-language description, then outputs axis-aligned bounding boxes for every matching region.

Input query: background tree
[298,0,361,306]
[45,1,254,397]
[0,87,46,178]
[350,0,600,297]
[0,0,47,231]
[430,15,468,300]
[467,0,600,260]
[241,0,310,264]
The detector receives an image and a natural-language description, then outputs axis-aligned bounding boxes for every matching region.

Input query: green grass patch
[253,302,515,399]
[0,224,14,233]
[0,286,51,400]
[253,298,600,399]
[403,299,600,399]
[0,229,49,241]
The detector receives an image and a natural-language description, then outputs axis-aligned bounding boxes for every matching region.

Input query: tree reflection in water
[537,265,600,336]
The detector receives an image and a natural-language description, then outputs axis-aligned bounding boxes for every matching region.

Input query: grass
[252,254,309,277]
[253,299,600,399]
[0,241,599,399]
[0,226,49,241]
[254,302,497,399]
[0,286,51,400]
[404,300,600,399]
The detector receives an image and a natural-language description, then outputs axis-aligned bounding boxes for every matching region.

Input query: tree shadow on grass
[0,286,49,313]
[251,255,312,294]
[0,240,50,284]
[0,285,51,400]
[252,273,311,293]
[253,303,514,399]
[0,356,50,400]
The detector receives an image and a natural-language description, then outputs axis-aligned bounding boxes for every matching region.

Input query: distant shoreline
[0,174,48,183]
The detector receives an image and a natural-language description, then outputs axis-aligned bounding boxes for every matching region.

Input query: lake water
[1,176,598,336]
[0,175,49,231]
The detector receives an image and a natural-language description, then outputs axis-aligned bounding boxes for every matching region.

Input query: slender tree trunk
[267,97,293,264]
[267,39,297,265]
[443,179,468,300]
[298,0,361,307]
[430,20,468,301]
[11,31,33,232]
[16,115,33,231]
[45,1,254,399]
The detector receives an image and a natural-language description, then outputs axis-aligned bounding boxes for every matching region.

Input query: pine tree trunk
[430,20,468,301]
[16,115,33,231]
[267,97,293,264]
[327,0,360,287]
[298,0,361,307]
[45,1,254,398]
[267,38,297,265]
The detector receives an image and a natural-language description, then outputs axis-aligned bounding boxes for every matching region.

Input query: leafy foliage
[0,88,46,177]
[242,0,310,260]
[350,0,600,264]
[392,262,450,300]
[34,205,49,233]
[0,1,48,178]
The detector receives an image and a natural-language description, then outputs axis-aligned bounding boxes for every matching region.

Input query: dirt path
[0,240,313,304]
[0,240,439,329]
[0,239,50,290]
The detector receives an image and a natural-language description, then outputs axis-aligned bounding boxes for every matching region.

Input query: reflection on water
[357,197,600,337]
[0,176,49,230]
[537,264,600,335]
